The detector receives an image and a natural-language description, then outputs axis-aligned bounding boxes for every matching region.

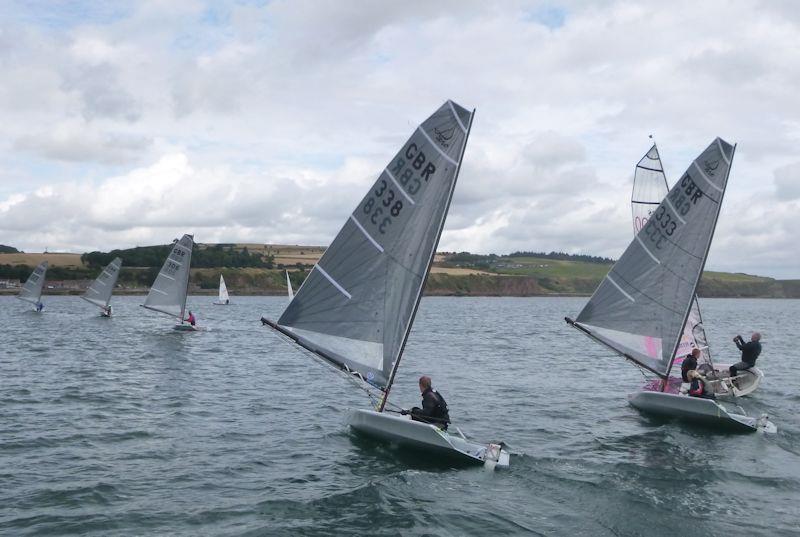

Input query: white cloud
[0,0,799,278]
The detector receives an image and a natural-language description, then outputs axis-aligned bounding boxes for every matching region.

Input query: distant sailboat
[631,144,762,397]
[213,275,230,305]
[567,138,775,432]
[17,261,48,312]
[141,235,198,331]
[82,257,122,317]
[262,100,509,467]
[285,270,294,299]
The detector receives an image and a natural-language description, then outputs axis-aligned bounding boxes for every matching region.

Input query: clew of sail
[285,270,294,299]
[82,257,122,309]
[267,100,473,390]
[631,144,713,370]
[219,275,229,302]
[575,138,735,377]
[142,235,194,319]
[17,261,48,305]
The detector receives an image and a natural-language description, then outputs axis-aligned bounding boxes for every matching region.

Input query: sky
[0,0,798,278]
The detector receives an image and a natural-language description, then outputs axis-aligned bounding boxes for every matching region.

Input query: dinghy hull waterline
[173,324,199,332]
[628,390,775,433]
[348,409,509,468]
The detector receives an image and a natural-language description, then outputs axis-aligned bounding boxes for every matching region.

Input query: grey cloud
[773,162,800,200]
[14,130,152,165]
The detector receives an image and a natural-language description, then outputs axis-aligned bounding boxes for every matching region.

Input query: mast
[378,107,475,412]
[662,143,736,384]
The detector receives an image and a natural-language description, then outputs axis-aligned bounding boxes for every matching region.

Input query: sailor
[681,348,701,382]
[729,332,761,380]
[687,370,714,399]
[186,310,196,326]
[35,301,44,312]
[104,305,112,316]
[402,376,450,430]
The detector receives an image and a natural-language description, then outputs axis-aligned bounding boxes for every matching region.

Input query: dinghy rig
[81,257,122,317]
[630,143,762,397]
[16,261,48,312]
[213,275,230,305]
[262,101,509,467]
[567,138,775,433]
[141,234,199,331]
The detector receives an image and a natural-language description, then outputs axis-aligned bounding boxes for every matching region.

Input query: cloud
[0,0,799,278]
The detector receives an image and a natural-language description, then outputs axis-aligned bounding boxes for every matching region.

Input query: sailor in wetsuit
[729,332,761,380]
[687,370,715,399]
[401,376,450,430]
[679,348,702,394]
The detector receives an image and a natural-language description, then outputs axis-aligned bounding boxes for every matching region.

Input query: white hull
[628,391,775,433]
[212,302,231,306]
[707,364,763,397]
[348,409,509,468]
[173,323,199,331]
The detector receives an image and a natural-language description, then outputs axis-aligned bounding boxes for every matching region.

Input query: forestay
[219,275,229,302]
[142,235,194,319]
[576,138,734,377]
[631,144,712,369]
[271,100,473,390]
[17,261,48,305]
[82,257,122,309]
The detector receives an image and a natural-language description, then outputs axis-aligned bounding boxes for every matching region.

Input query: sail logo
[434,126,455,148]
[703,159,720,176]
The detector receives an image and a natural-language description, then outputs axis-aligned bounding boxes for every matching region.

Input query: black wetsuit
[681,354,698,382]
[410,388,450,430]
[730,336,761,377]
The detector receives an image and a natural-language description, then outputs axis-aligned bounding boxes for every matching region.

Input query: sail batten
[272,101,473,391]
[82,257,122,309]
[575,139,734,377]
[142,235,193,320]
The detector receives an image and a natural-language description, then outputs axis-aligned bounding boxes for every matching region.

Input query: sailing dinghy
[262,101,509,467]
[141,234,198,331]
[285,270,294,300]
[631,144,762,397]
[17,261,48,312]
[81,257,122,317]
[567,138,775,433]
[213,275,230,305]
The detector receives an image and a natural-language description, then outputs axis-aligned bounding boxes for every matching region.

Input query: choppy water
[1,296,798,536]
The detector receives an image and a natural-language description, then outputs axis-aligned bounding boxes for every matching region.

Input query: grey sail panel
[82,257,122,309]
[18,261,48,304]
[143,235,193,319]
[632,144,669,234]
[218,275,229,302]
[631,146,713,369]
[578,138,734,377]
[277,100,472,388]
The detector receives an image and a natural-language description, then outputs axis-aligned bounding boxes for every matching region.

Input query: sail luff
[378,105,475,411]
[663,143,735,380]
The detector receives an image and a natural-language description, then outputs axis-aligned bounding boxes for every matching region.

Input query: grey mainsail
[631,144,712,369]
[17,261,48,305]
[82,257,122,309]
[574,138,735,377]
[142,235,194,320]
[266,100,473,394]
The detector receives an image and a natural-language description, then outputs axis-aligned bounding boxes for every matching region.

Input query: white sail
[17,261,48,305]
[82,257,122,309]
[631,144,713,370]
[142,235,194,320]
[573,138,735,378]
[218,275,229,303]
[285,270,294,299]
[265,100,474,395]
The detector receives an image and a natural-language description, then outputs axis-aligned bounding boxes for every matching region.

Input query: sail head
[577,138,734,376]
[274,101,472,389]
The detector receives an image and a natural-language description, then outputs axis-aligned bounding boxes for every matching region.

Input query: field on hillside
[0,253,84,267]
